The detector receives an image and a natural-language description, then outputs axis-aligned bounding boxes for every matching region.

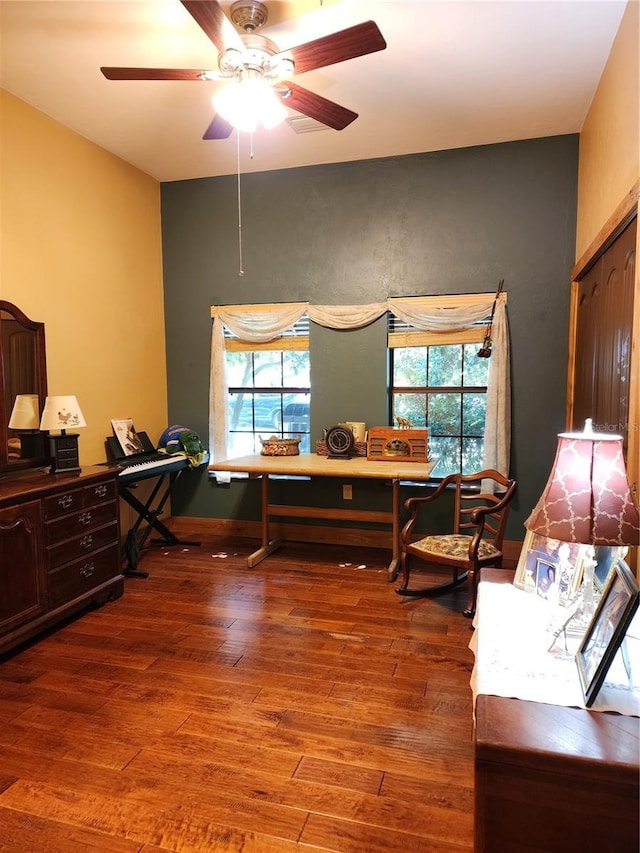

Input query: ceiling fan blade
[283,82,357,131]
[101,67,210,81]
[203,113,234,140]
[277,21,386,76]
[180,0,243,54]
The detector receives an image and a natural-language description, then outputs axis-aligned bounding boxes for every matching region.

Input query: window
[225,319,310,456]
[389,319,489,477]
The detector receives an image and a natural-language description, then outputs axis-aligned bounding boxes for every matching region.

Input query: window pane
[462,437,484,474]
[463,344,490,386]
[228,392,254,430]
[227,352,253,387]
[428,346,461,387]
[463,392,487,436]
[228,431,260,457]
[254,351,282,387]
[428,393,461,435]
[393,392,426,427]
[283,351,310,386]
[429,437,461,477]
[254,393,284,431]
[393,348,426,386]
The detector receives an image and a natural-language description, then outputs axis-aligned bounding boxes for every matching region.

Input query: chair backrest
[450,469,517,549]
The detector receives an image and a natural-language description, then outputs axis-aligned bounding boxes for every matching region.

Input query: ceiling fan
[101,0,387,139]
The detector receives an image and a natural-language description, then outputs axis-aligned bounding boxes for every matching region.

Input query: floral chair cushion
[411,533,500,560]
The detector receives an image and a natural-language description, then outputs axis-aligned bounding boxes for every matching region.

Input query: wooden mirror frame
[0,301,48,473]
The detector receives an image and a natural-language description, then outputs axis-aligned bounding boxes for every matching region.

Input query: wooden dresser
[0,465,124,656]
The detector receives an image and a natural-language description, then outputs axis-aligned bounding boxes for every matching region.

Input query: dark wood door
[571,217,636,452]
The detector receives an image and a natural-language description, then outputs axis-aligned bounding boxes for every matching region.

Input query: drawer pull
[80,534,93,550]
[79,563,95,579]
[78,512,92,526]
[94,485,108,498]
[58,495,73,509]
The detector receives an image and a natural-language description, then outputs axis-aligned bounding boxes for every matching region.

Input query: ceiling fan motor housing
[218,34,293,81]
[230,0,269,32]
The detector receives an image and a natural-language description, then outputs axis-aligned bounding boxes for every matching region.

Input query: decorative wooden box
[367,427,429,462]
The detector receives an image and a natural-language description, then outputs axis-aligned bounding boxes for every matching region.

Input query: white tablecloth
[470,580,640,716]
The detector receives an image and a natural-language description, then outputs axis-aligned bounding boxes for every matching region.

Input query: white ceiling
[0,0,628,182]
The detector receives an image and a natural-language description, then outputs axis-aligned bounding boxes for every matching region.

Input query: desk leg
[247,474,282,567]
[387,478,401,582]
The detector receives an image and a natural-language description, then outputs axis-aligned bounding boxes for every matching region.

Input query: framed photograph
[576,559,640,707]
[514,531,587,603]
[593,545,628,592]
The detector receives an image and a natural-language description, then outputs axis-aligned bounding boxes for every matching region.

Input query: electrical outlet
[343,484,352,500]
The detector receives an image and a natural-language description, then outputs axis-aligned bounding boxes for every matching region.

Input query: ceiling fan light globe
[213,77,286,132]
[261,96,287,129]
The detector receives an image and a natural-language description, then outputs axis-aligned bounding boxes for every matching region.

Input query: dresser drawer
[48,543,121,608]
[44,479,117,520]
[44,487,83,519]
[82,479,117,507]
[46,520,119,570]
[45,501,118,546]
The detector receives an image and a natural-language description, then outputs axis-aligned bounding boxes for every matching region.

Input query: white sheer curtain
[209,295,510,480]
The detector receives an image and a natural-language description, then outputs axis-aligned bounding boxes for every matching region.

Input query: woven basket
[259,436,301,456]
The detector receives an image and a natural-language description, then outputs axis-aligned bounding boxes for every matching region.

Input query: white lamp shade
[39,395,87,431]
[8,394,40,430]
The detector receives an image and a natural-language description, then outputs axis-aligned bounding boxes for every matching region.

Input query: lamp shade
[525,423,640,546]
[8,394,40,430]
[39,395,87,431]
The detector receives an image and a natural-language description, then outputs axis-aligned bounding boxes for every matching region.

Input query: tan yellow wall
[0,89,167,467]
[576,0,639,257]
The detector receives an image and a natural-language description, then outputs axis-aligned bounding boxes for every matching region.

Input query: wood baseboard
[168,516,523,569]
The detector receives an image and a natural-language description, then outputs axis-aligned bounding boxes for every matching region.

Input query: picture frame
[576,559,640,707]
[514,531,587,603]
[593,545,628,592]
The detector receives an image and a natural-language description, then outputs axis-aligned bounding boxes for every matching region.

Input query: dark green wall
[161,134,579,540]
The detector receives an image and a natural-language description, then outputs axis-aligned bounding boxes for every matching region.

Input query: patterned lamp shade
[525,421,640,546]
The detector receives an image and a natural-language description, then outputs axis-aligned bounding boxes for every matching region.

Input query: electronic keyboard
[117,453,188,484]
[106,431,189,484]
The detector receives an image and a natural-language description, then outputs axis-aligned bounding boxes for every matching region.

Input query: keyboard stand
[119,466,201,578]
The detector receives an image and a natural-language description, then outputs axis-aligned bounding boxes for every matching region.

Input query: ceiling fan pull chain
[236,131,244,277]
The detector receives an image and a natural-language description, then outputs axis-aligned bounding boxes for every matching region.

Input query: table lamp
[39,395,87,473]
[525,418,640,616]
[8,394,44,458]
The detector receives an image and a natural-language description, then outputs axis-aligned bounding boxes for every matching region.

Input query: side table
[473,569,640,852]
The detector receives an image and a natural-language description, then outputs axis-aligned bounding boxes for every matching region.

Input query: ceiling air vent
[286,116,329,134]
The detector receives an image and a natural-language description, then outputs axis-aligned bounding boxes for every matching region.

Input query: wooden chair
[396,469,517,618]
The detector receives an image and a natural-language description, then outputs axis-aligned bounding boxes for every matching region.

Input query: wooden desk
[209,453,438,577]
[473,570,640,852]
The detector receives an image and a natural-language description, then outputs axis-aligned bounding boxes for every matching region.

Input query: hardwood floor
[0,536,476,852]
